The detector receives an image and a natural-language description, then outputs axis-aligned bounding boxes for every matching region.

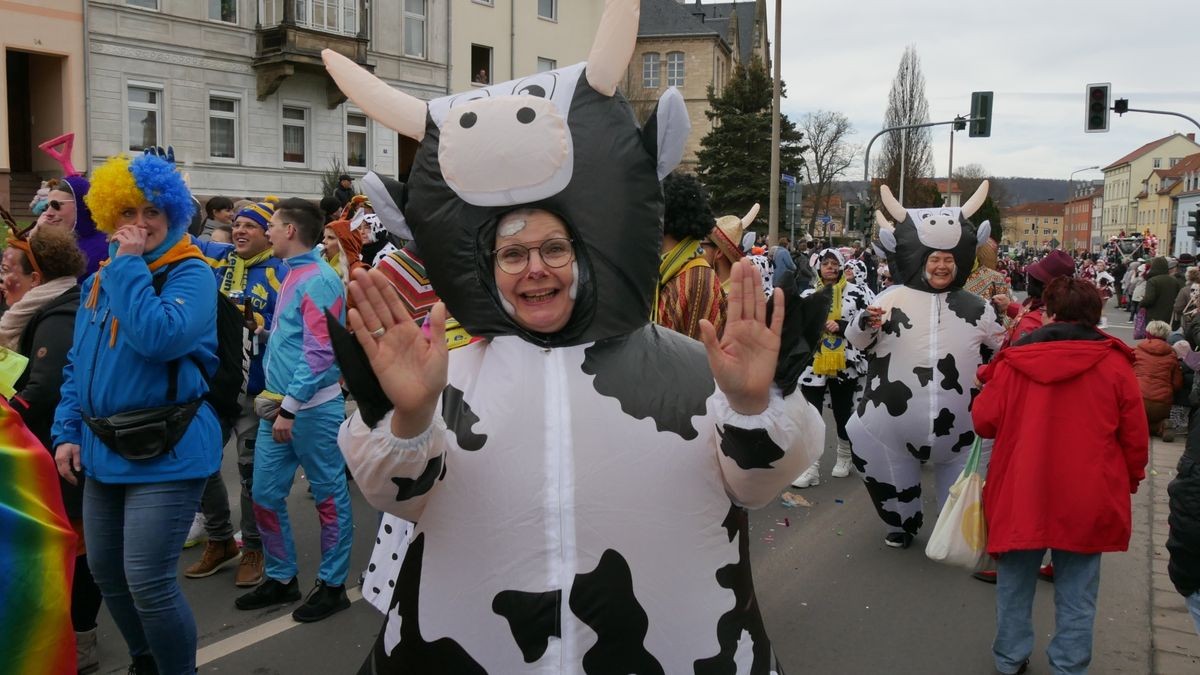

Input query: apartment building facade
[1101,132,1200,242]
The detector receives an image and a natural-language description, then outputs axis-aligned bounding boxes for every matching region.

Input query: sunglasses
[47,199,75,211]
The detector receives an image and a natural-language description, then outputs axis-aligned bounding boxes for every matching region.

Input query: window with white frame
[208,0,236,23]
[404,0,426,58]
[642,53,659,88]
[666,51,685,87]
[538,0,557,20]
[127,85,162,152]
[208,95,239,161]
[537,57,556,73]
[282,105,308,165]
[126,0,158,9]
[293,0,358,35]
[346,110,369,170]
[1153,158,1162,168]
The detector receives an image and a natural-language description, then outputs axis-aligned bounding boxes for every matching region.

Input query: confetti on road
[780,491,812,508]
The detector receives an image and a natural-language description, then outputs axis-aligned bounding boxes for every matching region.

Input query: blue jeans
[994,549,1101,675]
[84,477,206,675]
[252,397,352,586]
[1188,591,1200,635]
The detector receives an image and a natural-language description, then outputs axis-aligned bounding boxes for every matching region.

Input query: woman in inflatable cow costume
[324,1,829,672]
[846,183,1006,549]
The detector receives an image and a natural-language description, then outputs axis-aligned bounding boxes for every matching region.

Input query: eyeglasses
[47,199,75,212]
[493,238,575,275]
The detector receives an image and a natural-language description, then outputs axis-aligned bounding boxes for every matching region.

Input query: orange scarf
[85,237,209,347]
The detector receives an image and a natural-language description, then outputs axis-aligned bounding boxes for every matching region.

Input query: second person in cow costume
[847,183,1006,549]
[323,1,828,672]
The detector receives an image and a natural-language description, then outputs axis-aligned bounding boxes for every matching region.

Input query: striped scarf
[220,248,275,296]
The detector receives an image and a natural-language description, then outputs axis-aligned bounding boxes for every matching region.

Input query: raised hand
[699,259,783,415]
[347,268,448,438]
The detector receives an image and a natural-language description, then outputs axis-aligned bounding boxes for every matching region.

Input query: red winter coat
[1133,337,1182,403]
[1003,302,1045,350]
[973,323,1149,555]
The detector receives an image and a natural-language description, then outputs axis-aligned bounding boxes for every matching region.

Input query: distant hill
[834,177,1076,207]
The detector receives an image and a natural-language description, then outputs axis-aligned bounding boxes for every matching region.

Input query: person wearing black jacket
[0,226,103,670]
[333,174,354,207]
[1170,381,1200,635]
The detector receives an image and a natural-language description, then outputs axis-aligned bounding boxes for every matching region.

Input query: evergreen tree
[696,58,806,226]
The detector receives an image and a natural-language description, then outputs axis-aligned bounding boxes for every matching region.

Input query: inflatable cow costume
[325,1,827,672]
[846,183,1005,548]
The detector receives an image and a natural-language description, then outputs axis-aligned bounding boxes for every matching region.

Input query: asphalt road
[87,299,1154,673]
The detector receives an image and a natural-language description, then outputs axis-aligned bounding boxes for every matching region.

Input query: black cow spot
[695,504,773,675]
[493,589,562,664]
[717,425,785,471]
[946,289,987,326]
[937,354,963,395]
[441,385,487,451]
[569,549,664,675]
[582,325,713,440]
[932,408,956,437]
[913,366,934,387]
[881,306,913,338]
[326,310,392,428]
[857,353,914,417]
[359,533,486,673]
[390,456,447,502]
[952,430,976,453]
[905,443,931,461]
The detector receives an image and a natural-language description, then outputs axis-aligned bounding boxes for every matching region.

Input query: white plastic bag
[925,437,987,569]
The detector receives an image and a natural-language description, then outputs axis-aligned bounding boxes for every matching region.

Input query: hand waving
[347,268,448,438]
[699,259,783,415]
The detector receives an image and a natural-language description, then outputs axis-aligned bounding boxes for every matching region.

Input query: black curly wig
[661,172,714,241]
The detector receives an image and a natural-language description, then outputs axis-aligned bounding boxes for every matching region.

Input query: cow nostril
[460,112,477,129]
[516,107,536,124]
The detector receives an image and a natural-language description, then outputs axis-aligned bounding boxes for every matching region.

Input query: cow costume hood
[875,181,991,293]
[323,2,689,347]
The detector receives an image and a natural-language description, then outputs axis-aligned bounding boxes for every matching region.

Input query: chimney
[694,0,706,21]
[1189,133,1196,141]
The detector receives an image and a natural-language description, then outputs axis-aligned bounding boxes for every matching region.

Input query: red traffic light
[1085,83,1110,133]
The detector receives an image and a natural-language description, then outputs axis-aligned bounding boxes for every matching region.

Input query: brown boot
[235,549,266,587]
[184,539,240,578]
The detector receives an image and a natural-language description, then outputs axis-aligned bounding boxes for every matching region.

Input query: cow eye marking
[460,112,478,129]
[920,213,932,220]
[519,84,547,98]
[516,107,536,124]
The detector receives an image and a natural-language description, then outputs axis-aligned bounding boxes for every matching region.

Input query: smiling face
[925,251,957,290]
[40,189,77,231]
[493,210,576,334]
[232,215,271,258]
[118,201,170,252]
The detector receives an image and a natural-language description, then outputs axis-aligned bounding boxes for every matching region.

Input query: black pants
[802,376,857,441]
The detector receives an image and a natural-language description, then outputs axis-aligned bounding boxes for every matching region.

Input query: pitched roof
[1004,201,1065,218]
[1103,133,1199,171]
[698,2,759,64]
[638,0,723,39]
[1160,152,1200,178]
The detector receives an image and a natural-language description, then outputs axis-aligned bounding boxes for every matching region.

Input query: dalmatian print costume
[326,2,826,671]
[845,183,1005,542]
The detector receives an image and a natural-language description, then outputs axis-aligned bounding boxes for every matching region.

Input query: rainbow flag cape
[0,397,76,674]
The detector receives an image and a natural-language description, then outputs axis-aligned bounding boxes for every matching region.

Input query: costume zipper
[543,347,574,668]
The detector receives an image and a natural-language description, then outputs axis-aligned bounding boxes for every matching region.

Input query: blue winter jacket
[51,254,221,483]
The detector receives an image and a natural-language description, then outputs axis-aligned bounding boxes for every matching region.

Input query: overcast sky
[726,0,1200,181]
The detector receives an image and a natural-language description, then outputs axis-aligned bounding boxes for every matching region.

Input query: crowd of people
[2,2,1198,673]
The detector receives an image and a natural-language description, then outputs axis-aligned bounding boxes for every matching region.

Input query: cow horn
[879,184,907,223]
[961,179,989,218]
[323,49,427,141]
[741,203,761,229]
[585,0,640,96]
[875,210,894,231]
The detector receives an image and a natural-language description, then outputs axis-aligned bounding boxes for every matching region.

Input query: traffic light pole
[1114,105,1200,132]
[862,117,982,184]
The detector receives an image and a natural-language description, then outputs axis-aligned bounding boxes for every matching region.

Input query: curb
[1149,437,1200,673]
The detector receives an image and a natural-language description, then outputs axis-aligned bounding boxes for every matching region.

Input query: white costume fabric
[845,184,1005,538]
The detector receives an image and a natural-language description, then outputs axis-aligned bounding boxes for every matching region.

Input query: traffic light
[1114,98,1129,115]
[1188,209,1200,241]
[1085,83,1110,133]
[845,203,858,231]
[969,91,992,137]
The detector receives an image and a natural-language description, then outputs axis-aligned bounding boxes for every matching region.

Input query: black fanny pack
[82,400,203,461]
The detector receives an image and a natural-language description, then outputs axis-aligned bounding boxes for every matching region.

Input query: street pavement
[84,299,1198,673]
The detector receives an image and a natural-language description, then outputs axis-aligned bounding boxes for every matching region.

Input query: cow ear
[976,220,992,246]
[362,171,412,241]
[585,0,640,96]
[642,87,691,180]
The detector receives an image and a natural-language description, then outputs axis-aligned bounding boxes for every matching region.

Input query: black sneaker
[235,577,300,610]
[292,579,351,623]
[884,532,914,549]
[126,654,158,675]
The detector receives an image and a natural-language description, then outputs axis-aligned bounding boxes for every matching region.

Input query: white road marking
[196,586,364,666]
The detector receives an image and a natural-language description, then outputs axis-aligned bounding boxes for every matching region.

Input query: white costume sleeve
[711,386,825,509]
[845,308,878,351]
[338,411,449,522]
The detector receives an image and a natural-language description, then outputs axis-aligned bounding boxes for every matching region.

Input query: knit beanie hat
[236,196,280,230]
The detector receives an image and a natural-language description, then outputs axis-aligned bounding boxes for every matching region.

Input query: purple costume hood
[61,175,107,276]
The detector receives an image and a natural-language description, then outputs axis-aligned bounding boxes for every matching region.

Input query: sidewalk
[1149,436,1200,673]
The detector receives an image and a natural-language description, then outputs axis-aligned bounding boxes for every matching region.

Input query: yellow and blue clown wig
[84,154,195,238]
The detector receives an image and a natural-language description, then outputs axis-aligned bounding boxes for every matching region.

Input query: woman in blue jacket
[52,153,220,675]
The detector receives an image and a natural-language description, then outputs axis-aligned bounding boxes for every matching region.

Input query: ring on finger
[371,327,386,338]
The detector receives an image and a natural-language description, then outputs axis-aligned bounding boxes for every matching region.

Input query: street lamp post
[1069,165,1099,252]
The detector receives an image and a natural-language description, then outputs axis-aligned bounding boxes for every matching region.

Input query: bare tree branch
[801,110,858,231]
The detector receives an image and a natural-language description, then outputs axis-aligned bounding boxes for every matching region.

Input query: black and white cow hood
[875,181,991,293]
[323,0,690,347]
